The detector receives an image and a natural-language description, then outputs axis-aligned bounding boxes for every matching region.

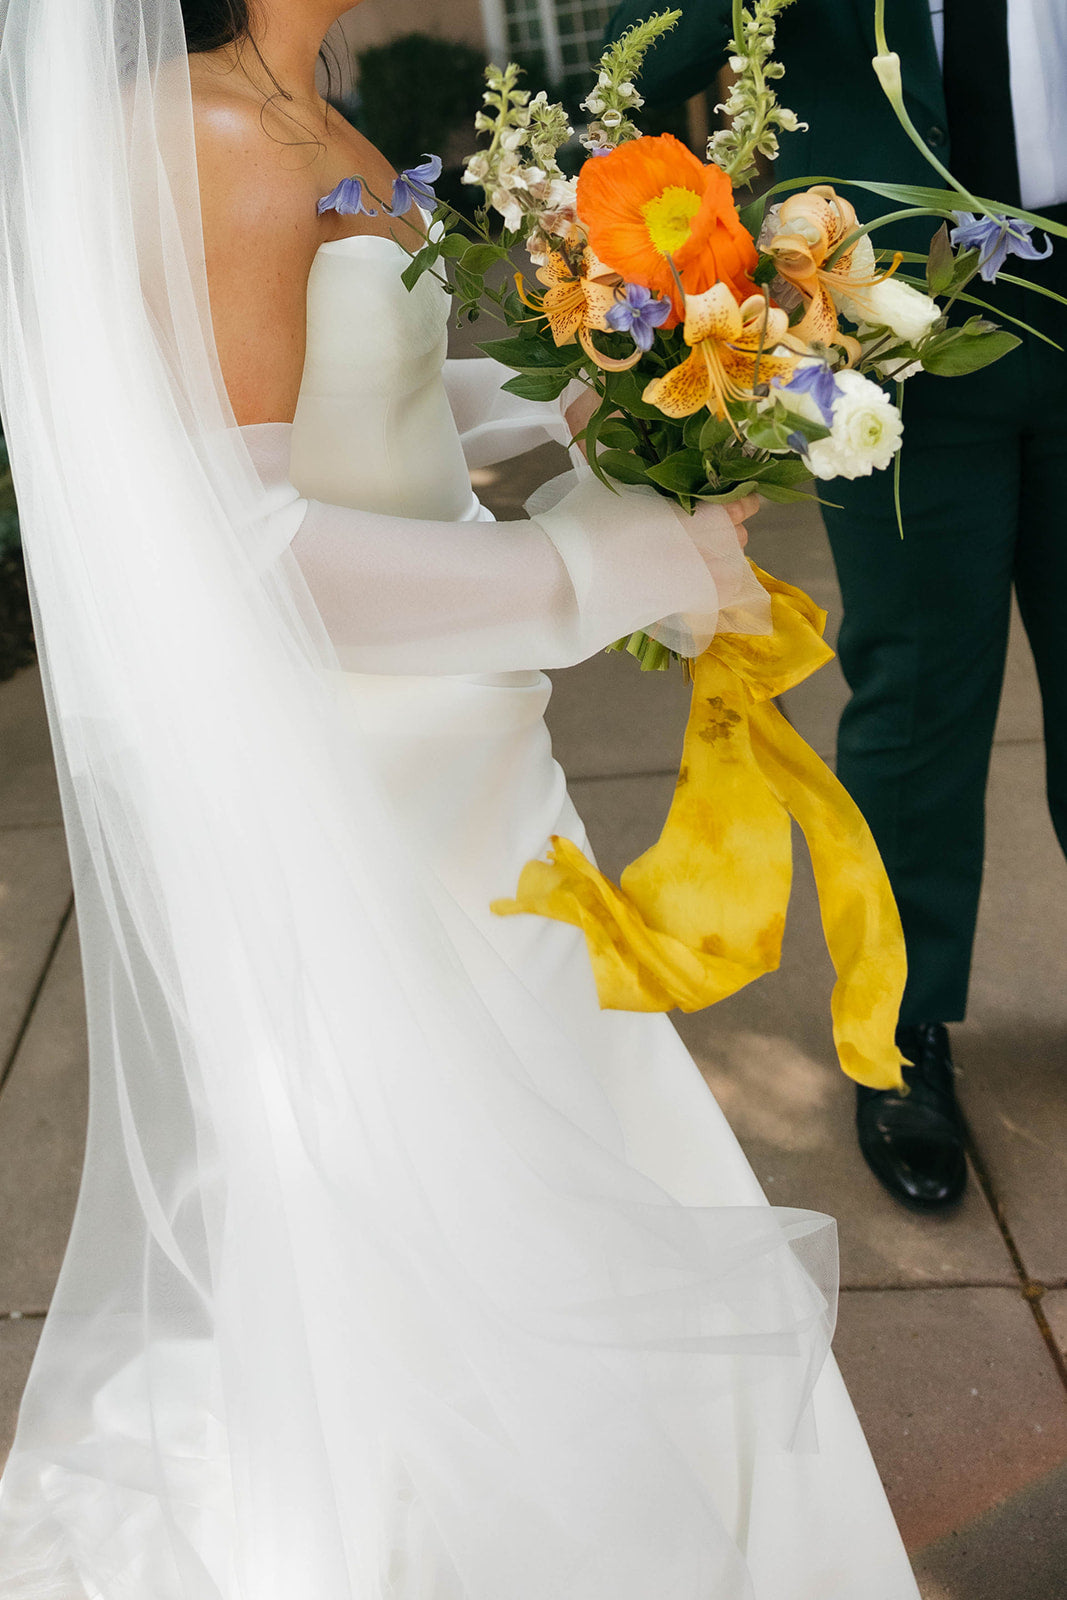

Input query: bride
[0,0,920,1595]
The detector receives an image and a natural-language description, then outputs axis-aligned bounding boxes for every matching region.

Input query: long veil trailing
[0,1,838,1595]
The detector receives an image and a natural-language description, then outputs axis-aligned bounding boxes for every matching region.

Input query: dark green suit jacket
[606,0,1067,281]
[606,0,947,193]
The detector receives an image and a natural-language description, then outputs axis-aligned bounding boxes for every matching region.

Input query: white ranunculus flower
[850,278,940,344]
[829,237,940,343]
[805,369,903,481]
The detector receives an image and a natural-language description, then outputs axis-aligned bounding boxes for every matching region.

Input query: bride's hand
[564,386,599,452]
[704,493,759,550]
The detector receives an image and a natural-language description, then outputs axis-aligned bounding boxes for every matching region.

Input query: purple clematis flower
[386,154,443,218]
[317,177,377,218]
[777,361,841,425]
[606,283,671,352]
[950,211,1053,284]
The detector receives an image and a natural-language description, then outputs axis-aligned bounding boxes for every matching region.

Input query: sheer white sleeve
[241,424,768,677]
[442,356,587,469]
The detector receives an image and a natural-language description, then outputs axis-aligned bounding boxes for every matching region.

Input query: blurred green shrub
[0,432,34,680]
[0,433,19,552]
[353,34,488,171]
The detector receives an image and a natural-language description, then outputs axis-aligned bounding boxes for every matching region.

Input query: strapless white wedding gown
[282,232,920,1600]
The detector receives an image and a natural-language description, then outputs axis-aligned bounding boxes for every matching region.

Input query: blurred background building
[341,0,618,95]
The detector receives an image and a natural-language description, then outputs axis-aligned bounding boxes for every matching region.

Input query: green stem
[872,0,977,206]
[746,174,1067,241]
[732,0,745,57]
[824,206,952,268]
[893,379,905,539]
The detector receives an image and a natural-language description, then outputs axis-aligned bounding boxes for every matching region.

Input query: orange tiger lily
[642,284,806,421]
[517,236,643,372]
[766,186,901,355]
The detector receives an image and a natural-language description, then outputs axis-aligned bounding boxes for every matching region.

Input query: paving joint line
[964,1129,1067,1396]
[0,894,73,1101]
[840,1280,1032,1293]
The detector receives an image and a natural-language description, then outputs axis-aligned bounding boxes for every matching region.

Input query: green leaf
[500,370,573,402]
[695,480,760,503]
[925,223,954,295]
[782,412,831,444]
[757,174,1067,240]
[401,248,439,292]
[478,334,574,372]
[598,420,641,451]
[579,401,614,490]
[699,414,736,451]
[717,456,813,486]
[741,412,795,453]
[461,242,505,274]
[752,251,779,287]
[682,411,707,449]
[603,367,665,420]
[949,247,981,289]
[438,233,471,260]
[644,449,707,494]
[921,327,1023,376]
[756,480,819,504]
[598,449,654,487]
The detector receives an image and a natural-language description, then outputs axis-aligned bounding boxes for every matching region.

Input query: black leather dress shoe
[855,1024,968,1210]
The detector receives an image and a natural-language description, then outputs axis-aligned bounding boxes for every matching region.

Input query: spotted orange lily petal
[767,186,902,351]
[517,240,643,372]
[643,285,805,421]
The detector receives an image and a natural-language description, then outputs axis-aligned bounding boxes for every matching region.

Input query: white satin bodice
[290,234,479,522]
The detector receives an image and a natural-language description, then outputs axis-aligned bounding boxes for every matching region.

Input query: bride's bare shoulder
[186,55,401,423]
[189,63,323,261]
[189,63,328,423]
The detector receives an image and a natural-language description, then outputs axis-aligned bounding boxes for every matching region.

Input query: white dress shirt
[929,0,1067,208]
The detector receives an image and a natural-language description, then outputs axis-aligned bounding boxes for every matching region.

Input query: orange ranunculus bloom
[576,134,757,327]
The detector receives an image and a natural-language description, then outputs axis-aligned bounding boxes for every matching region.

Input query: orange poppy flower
[576,134,757,327]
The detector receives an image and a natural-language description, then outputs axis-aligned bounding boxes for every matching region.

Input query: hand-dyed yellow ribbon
[492,564,908,1089]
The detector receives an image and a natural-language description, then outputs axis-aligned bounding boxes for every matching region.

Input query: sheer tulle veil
[0,1,838,1595]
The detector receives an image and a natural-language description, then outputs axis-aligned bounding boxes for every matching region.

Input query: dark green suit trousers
[607,0,1067,1021]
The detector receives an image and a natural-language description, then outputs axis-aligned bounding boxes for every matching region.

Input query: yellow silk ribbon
[492,563,908,1089]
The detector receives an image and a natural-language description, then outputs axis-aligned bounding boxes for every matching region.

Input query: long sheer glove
[439,360,771,651]
[442,357,586,468]
[241,423,751,676]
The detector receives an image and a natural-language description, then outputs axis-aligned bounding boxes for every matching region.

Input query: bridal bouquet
[397,0,1061,669]
[361,0,1065,1085]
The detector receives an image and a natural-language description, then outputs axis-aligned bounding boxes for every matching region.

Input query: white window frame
[478,0,568,84]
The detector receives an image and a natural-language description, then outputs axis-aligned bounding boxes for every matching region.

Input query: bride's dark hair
[180,0,342,141]
[181,0,252,53]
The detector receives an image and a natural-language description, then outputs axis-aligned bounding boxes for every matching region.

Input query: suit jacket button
[927,125,947,146]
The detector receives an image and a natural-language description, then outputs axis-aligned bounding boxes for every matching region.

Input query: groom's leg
[1014,337,1067,865]
[821,367,1021,1025]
